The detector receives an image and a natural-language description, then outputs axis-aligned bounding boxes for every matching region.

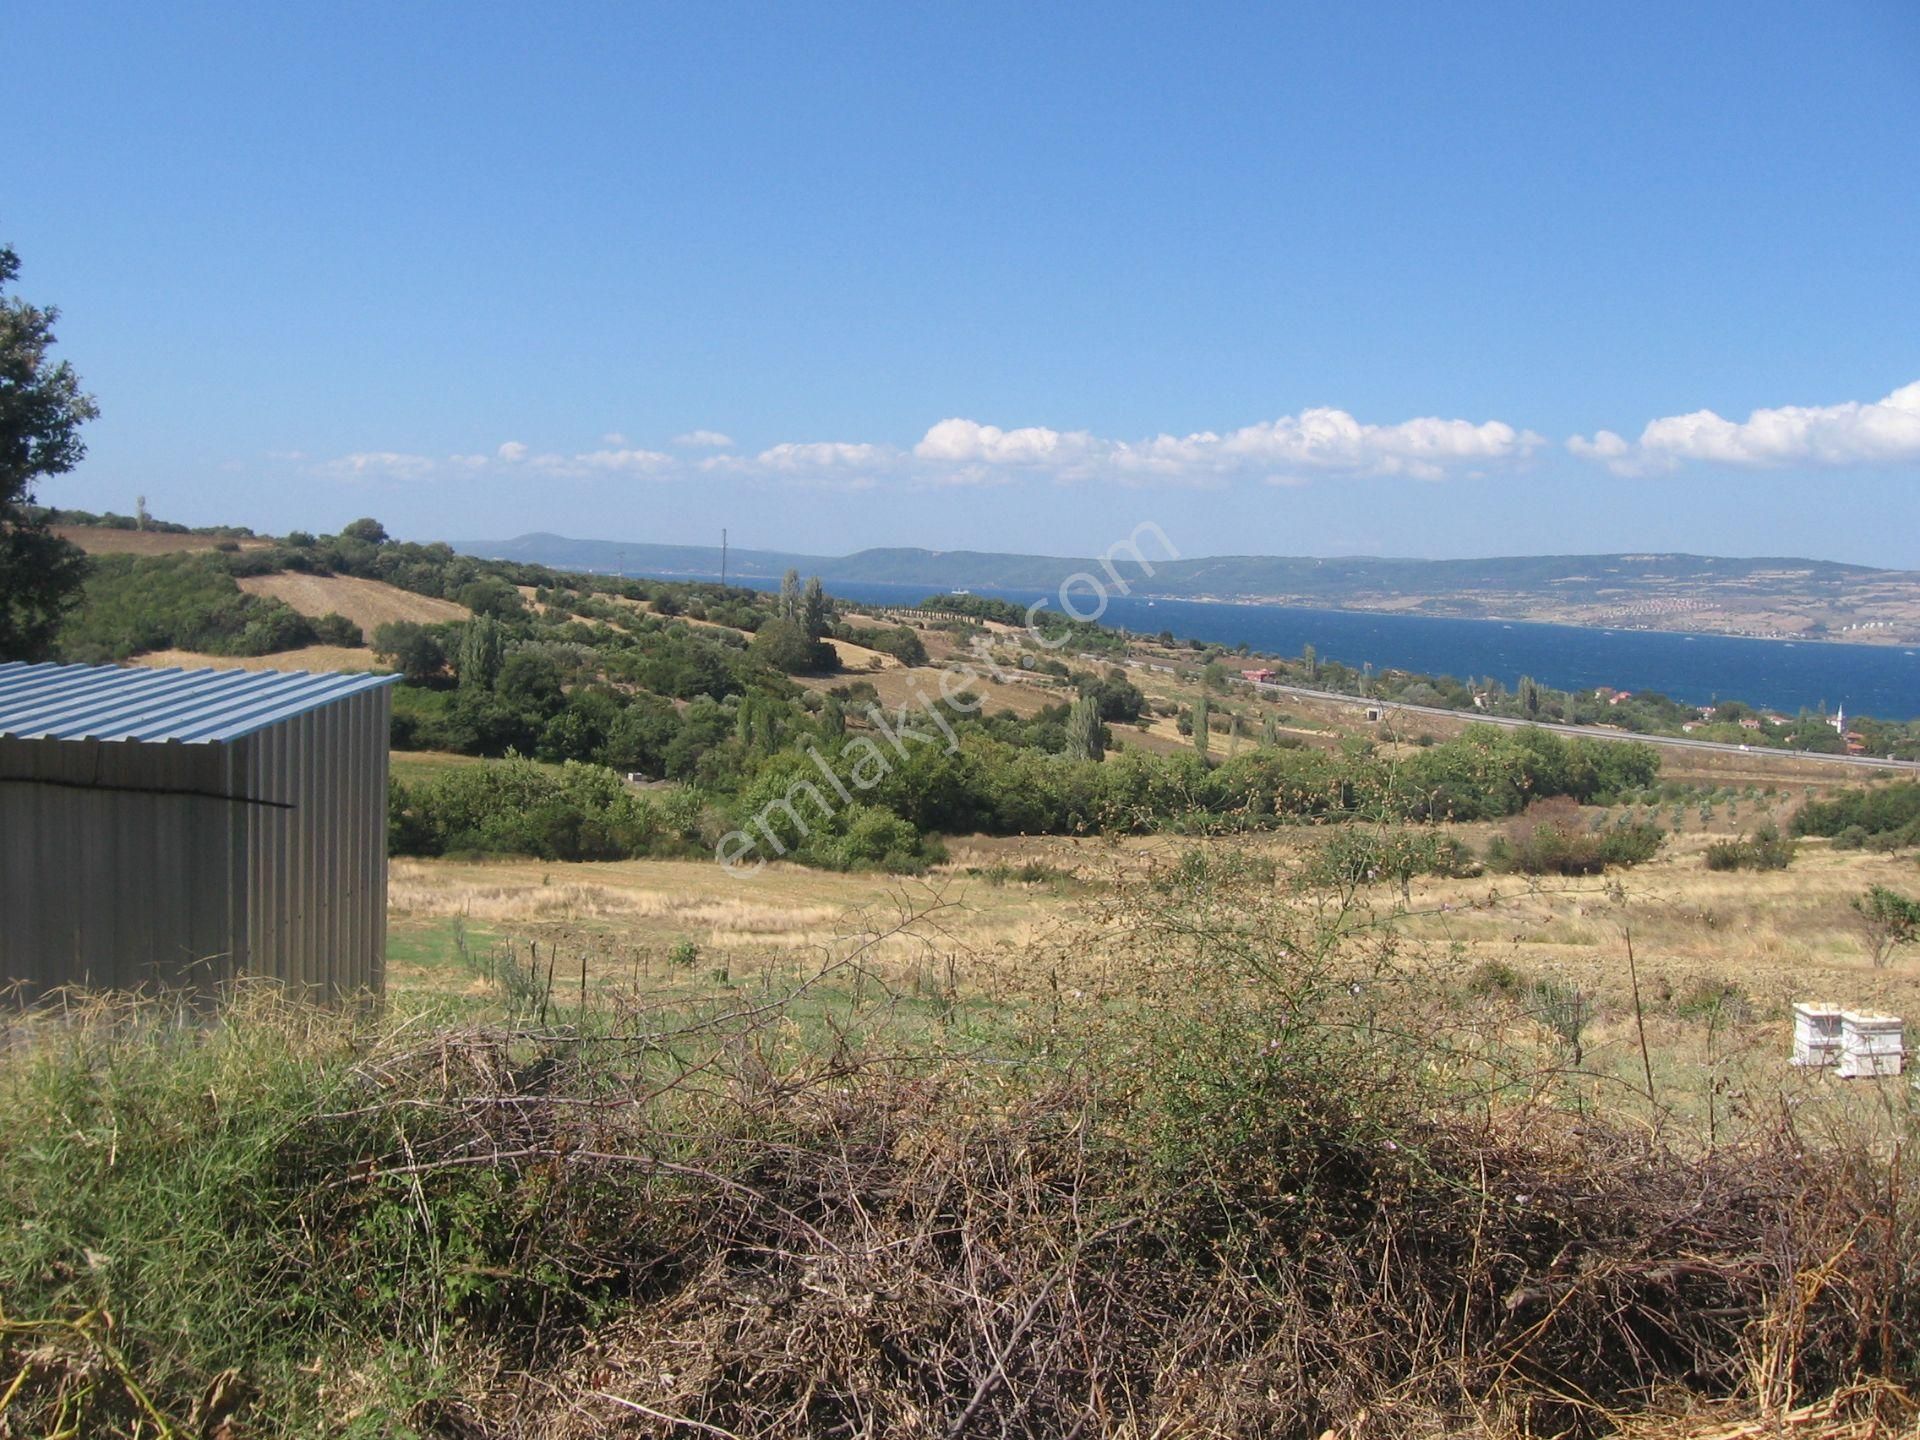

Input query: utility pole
[720,528,728,586]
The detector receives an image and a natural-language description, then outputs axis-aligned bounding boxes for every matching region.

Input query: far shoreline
[1121,591,1918,650]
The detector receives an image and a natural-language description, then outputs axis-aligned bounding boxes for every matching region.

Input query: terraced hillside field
[236,571,470,632]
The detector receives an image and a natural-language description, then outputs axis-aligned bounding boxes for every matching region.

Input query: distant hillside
[457,532,822,580]
[458,533,1920,643]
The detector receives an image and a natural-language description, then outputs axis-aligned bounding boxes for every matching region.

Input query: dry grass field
[125,644,388,673]
[387,827,1920,1000]
[236,571,470,631]
[53,524,275,555]
[386,787,1920,1151]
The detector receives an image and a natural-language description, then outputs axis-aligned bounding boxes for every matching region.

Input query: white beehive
[1791,1003,1844,1066]
[1837,1012,1904,1079]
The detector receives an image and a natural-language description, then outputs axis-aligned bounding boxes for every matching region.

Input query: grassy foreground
[3,862,1919,1439]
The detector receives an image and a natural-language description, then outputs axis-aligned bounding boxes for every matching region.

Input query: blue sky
[7,1,1920,564]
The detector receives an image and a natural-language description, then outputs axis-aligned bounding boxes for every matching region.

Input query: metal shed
[0,661,398,1004]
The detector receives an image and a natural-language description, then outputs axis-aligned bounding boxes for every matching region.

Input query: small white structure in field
[1837,1012,1904,1079]
[1791,1004,1844,1066]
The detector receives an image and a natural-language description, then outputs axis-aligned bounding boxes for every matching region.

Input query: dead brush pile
[302,1028,1914,1440]
[3,870,1919,1438]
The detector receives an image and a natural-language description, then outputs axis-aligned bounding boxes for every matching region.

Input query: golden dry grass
[125,645,387,673]
[386,810,1920,1146]
[53,525,274,555]
[822,636,903,670]
[236,571,470,631]
[389,822,1920,1010]
[385,834,1099,993]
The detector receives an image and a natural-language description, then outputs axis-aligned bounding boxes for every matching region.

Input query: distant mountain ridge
[458,531,1895,595]
[456,532,1920,644]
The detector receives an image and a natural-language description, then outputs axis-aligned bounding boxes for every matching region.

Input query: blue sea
[696,576,1920,721]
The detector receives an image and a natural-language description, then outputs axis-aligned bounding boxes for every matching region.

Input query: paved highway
[1243,680,1920,774]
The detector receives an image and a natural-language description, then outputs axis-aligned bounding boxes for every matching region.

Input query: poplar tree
[801,575,831,638]
[458,615,505,690]
[1065,694,1106,762]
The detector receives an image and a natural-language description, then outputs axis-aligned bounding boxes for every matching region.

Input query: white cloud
[755,440,897,471]
[1572,380,1920,475]
[545,447,674,476]
[912,408,1540,486]
[601,431,629,446]
[310,401,1547,492]
[323,451,439,482]
[1136,410,1538,482]
[915,418,1098,469]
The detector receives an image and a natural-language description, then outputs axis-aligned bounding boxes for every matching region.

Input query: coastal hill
[459,533,1920,645]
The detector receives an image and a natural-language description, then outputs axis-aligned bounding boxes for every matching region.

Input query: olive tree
[1,245,98,659]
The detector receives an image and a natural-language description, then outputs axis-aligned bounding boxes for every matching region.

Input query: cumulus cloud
[323,451,439,482]
[312,402,1548,491]
[1127,410,1538,484]
[915,418,1099,469]
[756,440,897,471]
[546,447,674,476]
[912,408,1540,486]
[1572,380,1920,475]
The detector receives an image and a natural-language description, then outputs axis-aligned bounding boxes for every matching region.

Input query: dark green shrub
[1493,797,1663,876]
[310,610,364,646]
[1793,782,1920,841]
[1704,823,1795,871]
[388,758,694,861]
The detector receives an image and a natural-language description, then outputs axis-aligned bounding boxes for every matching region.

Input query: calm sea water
[694,575,1920,721]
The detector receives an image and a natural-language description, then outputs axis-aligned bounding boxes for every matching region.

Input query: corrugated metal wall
[236,684,390,1002]
[0,685,390,1003]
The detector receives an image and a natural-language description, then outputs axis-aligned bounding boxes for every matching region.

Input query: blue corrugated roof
[0,662,399,744]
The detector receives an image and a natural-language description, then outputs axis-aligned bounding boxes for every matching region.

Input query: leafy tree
[750,616,835,675]
[1065,694,1106,762]
[1078,666,1146,723]
[778,568,802,623]
[372,621,448,683]
[340,517,389,545]
[1301,643,1317,681]
[1519,675,1542,719]
[311,611,363,646]
[860,624,928,666]
[496,648,563,711]
[801,574,831,638]
[1853,886,1920,968]
[456,576,526,619]
[1192,693,1211,758]
[457,615,506,689]
[1,245,98,659]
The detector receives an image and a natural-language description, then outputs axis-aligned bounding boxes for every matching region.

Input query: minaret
[1832,703,1845,733]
